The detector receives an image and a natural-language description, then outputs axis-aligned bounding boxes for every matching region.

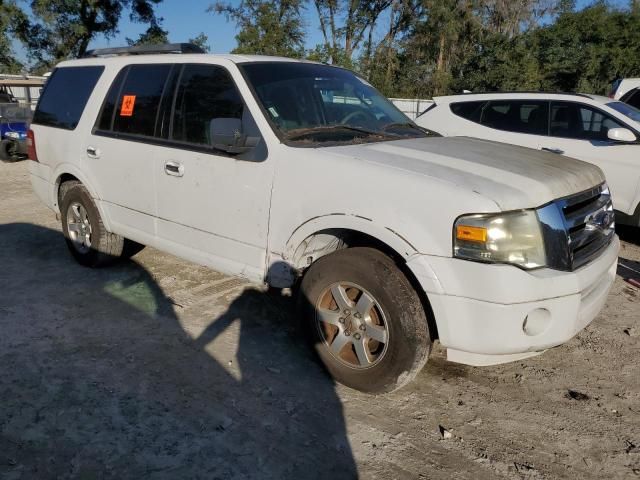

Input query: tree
[210,0,305,57]
[535,3,640,94]
[127,19,169,46]
[0,1,28,73]
[311,0,397,67]
[17,0,164,69]
[189,33,211,53]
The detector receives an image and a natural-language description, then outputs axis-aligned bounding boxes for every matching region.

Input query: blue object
[0,121,28,140]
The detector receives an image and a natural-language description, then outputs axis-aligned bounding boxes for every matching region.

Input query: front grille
[562,185,615,269]
[538,183,615,271]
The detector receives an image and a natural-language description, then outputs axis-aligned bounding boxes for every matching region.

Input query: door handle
[86,146,101,159]
[541,147,564,155]
[164,161,184,177]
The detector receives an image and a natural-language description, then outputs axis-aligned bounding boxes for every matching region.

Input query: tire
[299,247,432,394]
[0,139,15,161]
[59,181,125,267]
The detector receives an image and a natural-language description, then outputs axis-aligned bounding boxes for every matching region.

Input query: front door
[541,101,640,215]
[154,63,273,282]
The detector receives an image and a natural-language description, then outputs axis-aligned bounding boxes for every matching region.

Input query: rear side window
[481,100,549,135]
[171,64,245,145]
[450,101,486,123]
[33,66,104,130]
[101,64,172,137]
[96,69,126,131]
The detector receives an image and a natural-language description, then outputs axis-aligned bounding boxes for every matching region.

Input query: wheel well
[292,229,439,341]
[56,173,80,207]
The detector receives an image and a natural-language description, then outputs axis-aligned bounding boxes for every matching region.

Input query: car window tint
[112,64,172,137]
[450,101,486,123]
[96,68,127,131]
[625,90,640,109]
[481,100,549,135]
[550,102,624,141]
[32,66,104,130]
[171,64,244,145]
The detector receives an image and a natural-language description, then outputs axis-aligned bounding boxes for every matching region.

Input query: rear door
[543,101,640,214]
[88,64,177,240]
[446,99,550,151]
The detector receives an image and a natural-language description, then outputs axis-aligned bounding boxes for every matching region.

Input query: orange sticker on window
[120,95,136,116]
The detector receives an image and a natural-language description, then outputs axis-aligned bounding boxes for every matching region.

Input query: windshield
[241,62,436,145]
[607,101,640,123]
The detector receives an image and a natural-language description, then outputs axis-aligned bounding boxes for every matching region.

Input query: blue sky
[91,0,615,52]
[12,0,630,64]
[88,0,325,53]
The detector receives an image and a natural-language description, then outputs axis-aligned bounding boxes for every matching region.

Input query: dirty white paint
[29,54,617,369]
[417,92,640,218]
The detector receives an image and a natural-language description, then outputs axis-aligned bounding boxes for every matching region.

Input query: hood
[323,136,605,211]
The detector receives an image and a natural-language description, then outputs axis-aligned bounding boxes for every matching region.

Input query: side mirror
[607,127,637,143]
[209,118,247,153]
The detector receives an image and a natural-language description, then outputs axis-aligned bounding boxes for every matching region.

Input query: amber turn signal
[456,225,487,243]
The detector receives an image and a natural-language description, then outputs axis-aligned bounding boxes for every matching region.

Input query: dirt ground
[1,160,639,480]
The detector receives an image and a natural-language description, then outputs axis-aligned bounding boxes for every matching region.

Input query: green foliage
[0,1,27,73]
[210,0,306,57]
[451,4,640,96]
[189,33,211,53]
[5,0,640,98]
[368,1,640,98]
[127,20,169,46]
[16,0,163,69]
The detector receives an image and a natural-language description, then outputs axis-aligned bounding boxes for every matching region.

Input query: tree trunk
[437,32,446,73]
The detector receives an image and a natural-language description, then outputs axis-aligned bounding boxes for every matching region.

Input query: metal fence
[389,98,434,120]
[0,74,47,108]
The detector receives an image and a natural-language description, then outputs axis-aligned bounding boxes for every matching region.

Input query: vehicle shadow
[616,224,640,247]
[0,223,357,479]
[617,257,640,286]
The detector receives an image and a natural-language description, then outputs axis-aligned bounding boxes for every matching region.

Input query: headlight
[5,132,20,139]
[453,210,546,269]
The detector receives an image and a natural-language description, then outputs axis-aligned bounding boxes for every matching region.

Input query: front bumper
[407,236,619,366]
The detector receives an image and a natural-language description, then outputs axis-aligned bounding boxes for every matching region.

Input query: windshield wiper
[285,124,396,141]
[381,122,427,133]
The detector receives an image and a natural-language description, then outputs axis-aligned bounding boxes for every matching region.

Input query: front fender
[282,213,419,262]
[274,213,444,299]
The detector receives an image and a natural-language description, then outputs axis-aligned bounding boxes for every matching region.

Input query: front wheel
[299,247,432,393]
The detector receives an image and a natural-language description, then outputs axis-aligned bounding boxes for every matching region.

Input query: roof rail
[83,43,205,58]
[445,91,594,99]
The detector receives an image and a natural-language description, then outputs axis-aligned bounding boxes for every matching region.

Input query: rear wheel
[59,181,125,267]
[299,247,432,393]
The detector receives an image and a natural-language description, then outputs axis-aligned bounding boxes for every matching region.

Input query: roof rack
[445,91,593,99]
[83,43,205,58]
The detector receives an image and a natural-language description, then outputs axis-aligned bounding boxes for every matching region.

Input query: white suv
[28,44,619,393]
[416,92,640,226]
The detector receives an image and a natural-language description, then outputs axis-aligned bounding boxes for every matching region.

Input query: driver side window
[171,64,244,146]
[550,102,624,141]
